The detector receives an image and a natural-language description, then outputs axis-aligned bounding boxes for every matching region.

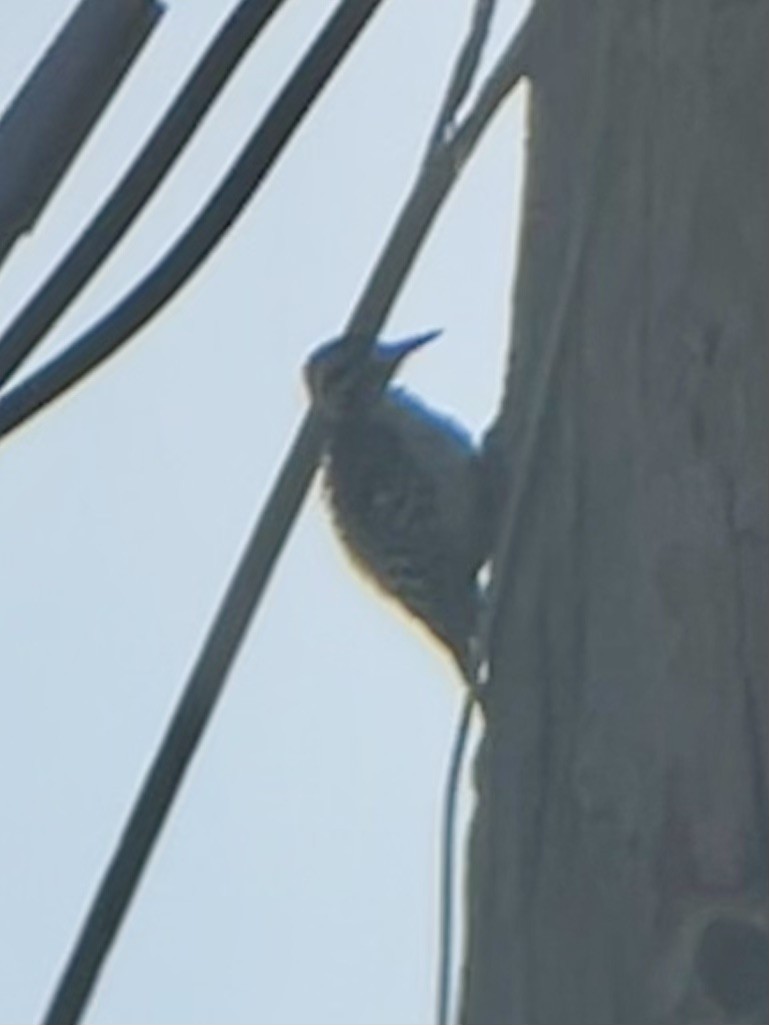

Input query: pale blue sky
[0,2,527,1021]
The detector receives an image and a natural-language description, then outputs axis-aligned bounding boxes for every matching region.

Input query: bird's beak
[383,329,442,365]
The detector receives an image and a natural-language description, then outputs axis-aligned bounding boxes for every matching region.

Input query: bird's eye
[305,337,373,412]
[324,351,366,390]
[325,362,352,387]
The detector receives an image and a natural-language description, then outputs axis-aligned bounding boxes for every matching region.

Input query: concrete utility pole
[463,1,768,1022]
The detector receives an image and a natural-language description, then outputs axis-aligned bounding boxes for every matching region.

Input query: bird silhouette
[305,331,488,679]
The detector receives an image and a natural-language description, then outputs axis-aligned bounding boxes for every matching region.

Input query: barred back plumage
[305,332,487,677]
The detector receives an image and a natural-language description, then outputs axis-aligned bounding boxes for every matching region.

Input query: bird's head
[304,330,440,420]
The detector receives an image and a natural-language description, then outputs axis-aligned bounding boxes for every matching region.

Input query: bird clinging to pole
[304,330,489,682]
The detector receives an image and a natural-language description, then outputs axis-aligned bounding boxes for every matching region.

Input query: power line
[0,0,162,269]
[0,0,287,389]
[40,2,388,1021]
[0,0,388,446]
[41,412,325,1025]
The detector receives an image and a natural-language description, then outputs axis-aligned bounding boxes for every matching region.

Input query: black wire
[41,410,325,1025]
[427,0,497,154]
[0,0,163,271]
[39,1,387,1020]
[0,0,392,446]
[38,98,455,1025]
[438,692,476,1025]
[432,8,540,1023]
[0,0,288,391]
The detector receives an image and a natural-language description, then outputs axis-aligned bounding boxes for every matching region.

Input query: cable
[426,0,497,154]
[0,0,288,390]
[39,0,388,1019]
[0,0,162,270]
[432,6,540,1020]
[0,0,387,445]
[41,410,325,1025]
[437,691,477,1025]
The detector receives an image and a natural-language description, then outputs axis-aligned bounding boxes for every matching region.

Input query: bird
[304,330,489,680]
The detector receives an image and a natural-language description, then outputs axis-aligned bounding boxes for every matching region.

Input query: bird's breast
[320,397,484,583]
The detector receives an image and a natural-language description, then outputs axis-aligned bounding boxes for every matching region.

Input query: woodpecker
[304,331,488,679]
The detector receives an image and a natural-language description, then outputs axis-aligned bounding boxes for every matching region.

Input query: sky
[0,1,528,1022]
